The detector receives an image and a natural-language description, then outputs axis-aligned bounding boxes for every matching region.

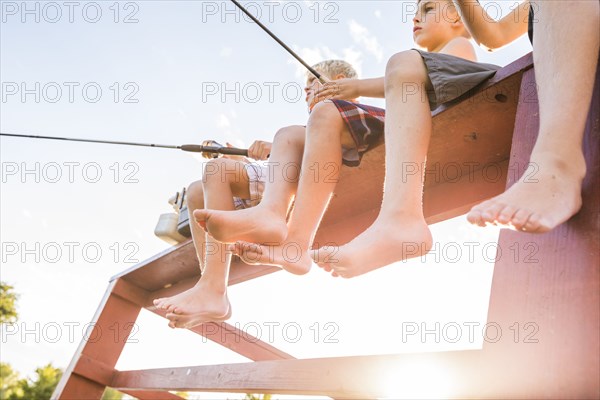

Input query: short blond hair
[308,59,358,81]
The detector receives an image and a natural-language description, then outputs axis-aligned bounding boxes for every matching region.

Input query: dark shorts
[333,49,500,167]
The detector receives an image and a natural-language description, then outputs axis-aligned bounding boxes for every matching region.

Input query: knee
[385,50,427,89]
[203,158,241,188]
[307,102,341,132]
[187,180,204,208]
[274,125,305,144]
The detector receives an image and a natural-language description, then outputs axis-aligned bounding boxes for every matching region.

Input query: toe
[466,208,486,227]
[466,210,480,225]
[239,250,261,265]
[496,205,518,225]
[511,209,532,230]
[481,202,506,224]
[523,213,544,233]
[166,312,179,321]
[153,299,166,309]
[317,262,333,272]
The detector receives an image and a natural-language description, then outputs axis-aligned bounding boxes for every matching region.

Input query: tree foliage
[0,363,62,400]
[244,394,272,400]
[0,282,18,324]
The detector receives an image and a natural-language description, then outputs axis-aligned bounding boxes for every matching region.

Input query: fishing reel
[200,140,223,159]
[154,188,192,245]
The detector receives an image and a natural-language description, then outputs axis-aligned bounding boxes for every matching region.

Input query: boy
[154,60,359,328]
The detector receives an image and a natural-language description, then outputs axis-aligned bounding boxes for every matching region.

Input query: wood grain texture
[483,65,600,398]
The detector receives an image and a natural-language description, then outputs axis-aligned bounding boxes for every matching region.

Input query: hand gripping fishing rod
[0,133,249,156]
[229,0,328,84]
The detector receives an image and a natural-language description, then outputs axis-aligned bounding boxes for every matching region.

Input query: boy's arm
[357,78,385,98]
[453,0,529,50]
[312,77,384,106]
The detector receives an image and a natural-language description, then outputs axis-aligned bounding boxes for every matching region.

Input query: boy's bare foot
[194,207,287,244]
[312,214,432,278]
[230,241,312,275]
[165,301,232,329]
[467,153,585,233]
[153,281,229,320]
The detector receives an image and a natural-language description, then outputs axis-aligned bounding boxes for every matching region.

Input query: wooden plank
[120,390,185,400]
[72,355,115,387]
[114,240,280,293]
[53,280,141,400]
[113,278,294,362]
[482,66,600,398]
[189,322,295,361]
[109,350,540,398]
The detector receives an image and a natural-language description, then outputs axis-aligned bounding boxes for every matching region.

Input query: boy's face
[413,0,459,50]
[304,74,328,106]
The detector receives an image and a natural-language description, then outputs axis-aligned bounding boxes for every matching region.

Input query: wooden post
[52,280,141,399]
[482,66,600,397]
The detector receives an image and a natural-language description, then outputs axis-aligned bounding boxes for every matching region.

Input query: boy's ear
[333,73,347,80]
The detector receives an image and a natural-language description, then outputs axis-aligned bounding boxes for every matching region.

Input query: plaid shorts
[233,162,268,210]
[330,100,385,167]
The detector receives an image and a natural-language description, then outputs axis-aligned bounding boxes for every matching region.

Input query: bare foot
[230,241,312,275]
[165,301,232,329]
[467,154,585,233]
[194,207,287,244]
[153,281,229,319]
[313,214,432,278]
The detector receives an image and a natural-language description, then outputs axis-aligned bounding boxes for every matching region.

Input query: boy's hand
[248,140,272,160]
[311,78,360,108]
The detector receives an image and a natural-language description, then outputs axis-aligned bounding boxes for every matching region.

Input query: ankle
[195,279,227,295]
[529,149,586,180]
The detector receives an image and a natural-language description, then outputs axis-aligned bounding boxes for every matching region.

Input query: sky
[1,1,532,398]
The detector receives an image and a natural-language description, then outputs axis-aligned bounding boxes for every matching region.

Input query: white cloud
[212,110,244,149]
[219,47,233,57]
[374,10,382,19]
[348,19,384,62]
[286,45,364,80]
[216,113,231,129]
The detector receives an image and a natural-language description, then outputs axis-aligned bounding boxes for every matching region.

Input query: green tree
[1,363,23,399]
[0,283,21,398]
[6,364,62,400]
[0,282,18,324]
[244,395,271,400]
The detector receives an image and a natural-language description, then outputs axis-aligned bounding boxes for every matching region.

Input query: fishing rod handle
[180,144,249,156]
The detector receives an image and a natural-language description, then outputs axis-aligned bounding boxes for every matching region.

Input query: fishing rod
[0,133,249,156]
[229,0,327,84]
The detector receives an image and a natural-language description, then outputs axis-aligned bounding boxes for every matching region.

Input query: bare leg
[187,181,208,268]
[467,0,599,232]
[313,50,433,278]
[231,101,355,275]
[154,158,251,328]
[194,125,305,243]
